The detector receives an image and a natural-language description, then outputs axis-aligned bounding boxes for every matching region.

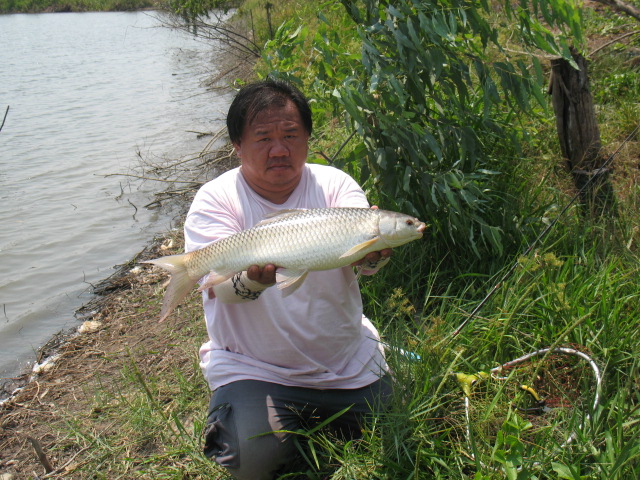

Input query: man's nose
[269,138,289,157]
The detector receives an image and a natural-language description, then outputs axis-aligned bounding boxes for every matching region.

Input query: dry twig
[27,436,54,473]
[0,105,9,133]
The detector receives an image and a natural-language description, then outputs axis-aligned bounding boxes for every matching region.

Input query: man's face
[235,100,310,204]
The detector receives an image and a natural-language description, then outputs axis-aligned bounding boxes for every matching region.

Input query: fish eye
[406,219,414,225]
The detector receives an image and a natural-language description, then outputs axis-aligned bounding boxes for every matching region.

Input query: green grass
[0,0,159,13]
[42,207,637,479]
[46,285,228,478]
[340,224,640,478]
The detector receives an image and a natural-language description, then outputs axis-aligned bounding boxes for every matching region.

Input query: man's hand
[207,264,277,299]
[247,264,278,284]
[351,205,392,267]
[350,248,392,267]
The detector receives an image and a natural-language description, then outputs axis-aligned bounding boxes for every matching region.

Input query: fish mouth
[417,222,427,233]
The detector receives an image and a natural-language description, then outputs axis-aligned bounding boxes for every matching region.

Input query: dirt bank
[0,232,188,477]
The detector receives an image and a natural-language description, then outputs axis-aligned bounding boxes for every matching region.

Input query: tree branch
[591,0,640,22]
[0,105,9,133]
[27,436,54,473]
[590,29,640,56]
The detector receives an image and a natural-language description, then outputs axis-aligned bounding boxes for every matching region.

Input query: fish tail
[144,253,198,322]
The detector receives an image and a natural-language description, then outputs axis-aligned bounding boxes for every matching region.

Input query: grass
[350,225,640,478]
[0,0,159,13]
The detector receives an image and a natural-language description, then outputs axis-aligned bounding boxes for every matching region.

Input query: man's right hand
[247,264,278,285]
[206,264,277,300]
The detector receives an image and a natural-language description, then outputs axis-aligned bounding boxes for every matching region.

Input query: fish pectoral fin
[275,269,309,297]
[339,237,381,259]
[197,271,236,292]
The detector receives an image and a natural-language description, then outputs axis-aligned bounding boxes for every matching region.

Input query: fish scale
[185,208,378,276]
[145,207,426,321]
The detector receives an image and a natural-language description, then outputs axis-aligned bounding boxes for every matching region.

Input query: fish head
[378,211,426,247]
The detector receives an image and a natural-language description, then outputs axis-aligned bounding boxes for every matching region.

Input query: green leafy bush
[329,0,583,260]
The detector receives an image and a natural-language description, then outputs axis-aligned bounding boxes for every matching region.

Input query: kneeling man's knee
[204,393,297,480]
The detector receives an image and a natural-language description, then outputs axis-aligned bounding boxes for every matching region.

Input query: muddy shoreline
[0,217,199,477]
[0,232,171,404]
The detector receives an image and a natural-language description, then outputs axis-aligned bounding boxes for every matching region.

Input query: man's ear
[233,142,242,158]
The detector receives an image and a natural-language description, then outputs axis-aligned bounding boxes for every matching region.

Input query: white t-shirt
[184,163,388,390]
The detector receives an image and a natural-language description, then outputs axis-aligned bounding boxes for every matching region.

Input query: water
[0,11,232,380]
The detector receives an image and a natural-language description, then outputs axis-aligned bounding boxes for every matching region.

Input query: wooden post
[265,2,274,40]
[548,48,617,217]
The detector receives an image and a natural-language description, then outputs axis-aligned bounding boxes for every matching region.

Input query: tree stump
[548,48,617,217]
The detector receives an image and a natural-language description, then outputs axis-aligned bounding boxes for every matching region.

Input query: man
[184,79,392,479]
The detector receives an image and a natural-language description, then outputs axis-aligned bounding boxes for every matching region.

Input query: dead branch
[0,105,9,133]
[590,29,640,56]
[591,0,640,22]
[154,11,261,59]
[127,199,138,220]
[104,173,201,185]
[27,436,54,473]
[104,124,237,215]
[40,446,91,478]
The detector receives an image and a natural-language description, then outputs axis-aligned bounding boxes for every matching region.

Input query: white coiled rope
[458,346,602,469]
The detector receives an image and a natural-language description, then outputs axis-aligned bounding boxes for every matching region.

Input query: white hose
[459,346,603,468]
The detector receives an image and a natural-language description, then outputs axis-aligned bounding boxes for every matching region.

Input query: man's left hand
[350,248,392,267]
[350,205,392,267]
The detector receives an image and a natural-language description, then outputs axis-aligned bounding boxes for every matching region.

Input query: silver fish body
[145,207,426,321]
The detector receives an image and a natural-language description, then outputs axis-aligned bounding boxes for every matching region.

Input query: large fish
[145,207,426,321]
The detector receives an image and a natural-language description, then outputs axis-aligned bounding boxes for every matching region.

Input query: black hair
[226,79,313,144]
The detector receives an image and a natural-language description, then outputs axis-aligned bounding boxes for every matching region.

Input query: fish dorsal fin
[339,237,380,259]
[276,269,309,297]
[255,209,308,227]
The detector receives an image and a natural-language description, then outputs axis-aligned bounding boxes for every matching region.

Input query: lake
[0,11,232,383]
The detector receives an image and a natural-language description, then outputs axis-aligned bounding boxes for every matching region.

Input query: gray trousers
[203,376,393,480]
